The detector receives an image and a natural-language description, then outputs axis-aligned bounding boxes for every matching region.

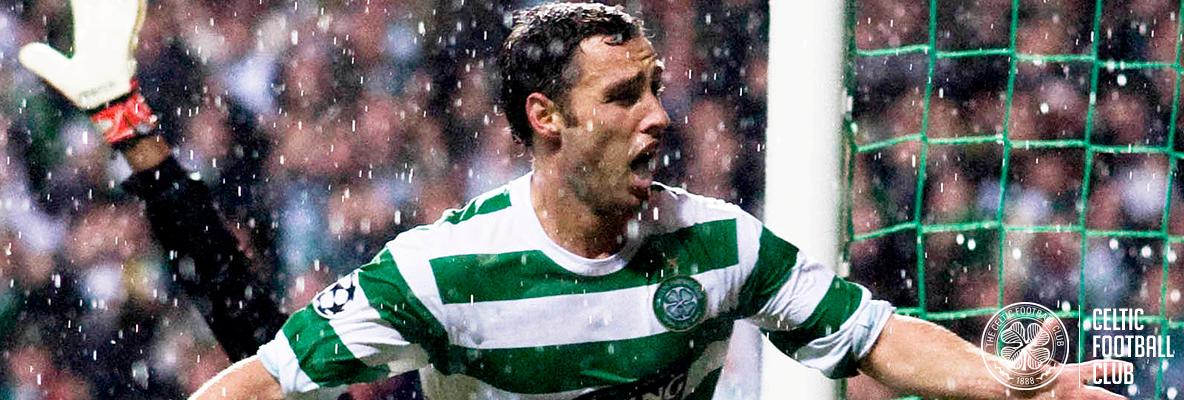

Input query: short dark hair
[497,2,645,147]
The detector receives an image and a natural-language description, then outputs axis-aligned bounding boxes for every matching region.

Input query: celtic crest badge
[652,276,707,332]
[980,302,1070,390]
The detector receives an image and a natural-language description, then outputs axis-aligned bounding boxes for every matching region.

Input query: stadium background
[0,0,1180,399]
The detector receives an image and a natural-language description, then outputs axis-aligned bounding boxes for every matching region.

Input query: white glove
[19,0,147,110]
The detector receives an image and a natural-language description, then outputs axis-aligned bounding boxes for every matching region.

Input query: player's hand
[19,0,144,109]
[19,0,156,145]
[1003,318,1129,399]
[1013,359,1131,400]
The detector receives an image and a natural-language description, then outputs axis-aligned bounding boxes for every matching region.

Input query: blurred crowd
[0,0,767,398]
[847,0,1183,398]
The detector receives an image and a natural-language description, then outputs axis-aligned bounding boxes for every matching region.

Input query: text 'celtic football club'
[1088,308,1176,385]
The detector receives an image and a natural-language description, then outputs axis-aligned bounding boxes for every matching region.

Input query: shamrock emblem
[662,286,699,322]
[999,320,1052,371]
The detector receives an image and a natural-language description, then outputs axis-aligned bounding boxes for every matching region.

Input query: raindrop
[1117,74,1128,86]
[967,239,977,251]
[1039,102,1050,114]
[1109,238,1120,250]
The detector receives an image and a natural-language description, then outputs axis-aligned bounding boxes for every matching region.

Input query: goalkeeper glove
[18,0,157,146]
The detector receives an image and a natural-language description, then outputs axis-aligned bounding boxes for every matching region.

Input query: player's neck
[529,170,630,260]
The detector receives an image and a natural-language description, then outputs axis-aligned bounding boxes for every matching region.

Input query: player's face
[557,35,670,214]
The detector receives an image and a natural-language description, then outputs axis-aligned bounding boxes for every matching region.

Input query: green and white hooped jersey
[258,174,894,399]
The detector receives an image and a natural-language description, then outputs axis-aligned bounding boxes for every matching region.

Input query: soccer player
[21,0,1131,399]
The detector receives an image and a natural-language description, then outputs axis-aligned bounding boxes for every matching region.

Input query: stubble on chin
[564,168,639,217]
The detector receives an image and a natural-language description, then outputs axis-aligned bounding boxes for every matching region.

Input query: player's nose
[639,93,670,139]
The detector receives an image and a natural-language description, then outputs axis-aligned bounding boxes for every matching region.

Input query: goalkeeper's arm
[18,0,284,361]
[119,138,287,361]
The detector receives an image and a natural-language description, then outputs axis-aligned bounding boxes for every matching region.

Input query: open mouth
[630,149,657,177]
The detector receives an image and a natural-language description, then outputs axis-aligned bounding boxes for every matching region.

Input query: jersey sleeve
[737,223,894,379]
[256,246,446,394]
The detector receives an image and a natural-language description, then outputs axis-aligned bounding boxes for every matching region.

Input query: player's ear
[526,92,564,144]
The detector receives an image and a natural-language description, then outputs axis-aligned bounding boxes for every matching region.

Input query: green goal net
[842,0,1182,398]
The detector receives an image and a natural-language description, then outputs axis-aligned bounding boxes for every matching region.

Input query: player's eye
[651,80,665,97]
[604,74,647,105]
[607,89,641,105]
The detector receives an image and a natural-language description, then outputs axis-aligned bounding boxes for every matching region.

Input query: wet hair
[497,2,645,147]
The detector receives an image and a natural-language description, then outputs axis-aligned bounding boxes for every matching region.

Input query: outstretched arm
[860,315,1129,400]
[19,0,284,361]
[734,224,1130,399]
[119,138,286,360]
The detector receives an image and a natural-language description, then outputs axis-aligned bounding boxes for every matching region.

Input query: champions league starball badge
[980,302,1071,390]
[313,272,361,318]
[653,276,707,332]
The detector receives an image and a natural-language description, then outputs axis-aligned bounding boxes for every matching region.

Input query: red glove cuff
[91,81,158,146]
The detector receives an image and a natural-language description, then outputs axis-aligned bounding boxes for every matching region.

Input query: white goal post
[760,0,848,399]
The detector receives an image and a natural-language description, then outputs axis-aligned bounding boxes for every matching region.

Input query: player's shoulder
[648,182,753,229]
[434,184,514,226]
[386,180,522,258]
